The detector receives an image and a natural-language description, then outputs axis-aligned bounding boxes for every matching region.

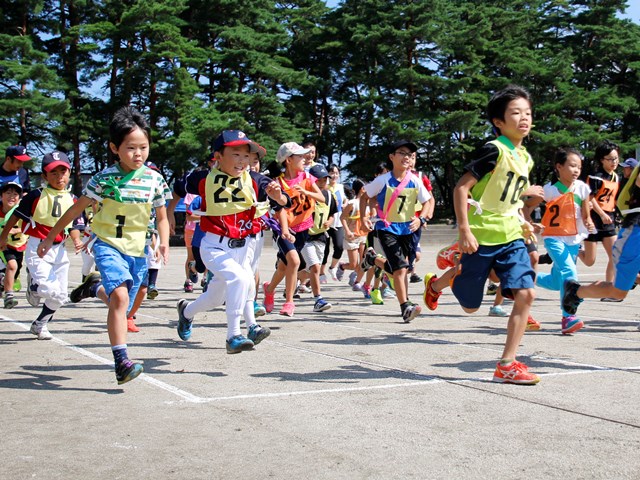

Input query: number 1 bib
[92,199,151,257]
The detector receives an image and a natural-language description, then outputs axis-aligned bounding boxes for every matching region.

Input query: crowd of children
[2,85,639,388]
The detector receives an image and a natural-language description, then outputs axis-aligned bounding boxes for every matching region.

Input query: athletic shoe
[526,315,541,331]
[188,261,198,284]
[488,305,508,317]
[360,247,379,272]
[247,324,271,345]
[25,271,41,307]
[280,301,295,317]
[562,280,582,315]
[69,271,101,303]
[297,283,312,294]
[600,297,623,303]
[402,302,422,323]
[146,284,159,300]
[492,360,540,385]
[283,291,301,299]
[538,253,552,265]
[362,284,372,299]
[4,295,18,309]
[226,335,254,354]
[409,273,421,284]
[485,283,498,296]
[115,360,143,385]
[313,298,332,312]
[422,273,441,311]
[370,288,384,305]
[13,277,21,292]
[348,271,357,287]
[352,282,363,292]
[382,274,394,291]
[319,274,328,285]
[30,322,52,340]
[127,317,140,333]
[176,299,193,340]
[263,282,275,313]
[183,280,194,293]
[382,286,395,299]
[336,264,345,281]
[436,241,459,270]
[254,301,266,318]
[561,315,584,335]
[329,267,338,281]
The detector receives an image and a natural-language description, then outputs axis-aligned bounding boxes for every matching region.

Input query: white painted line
[3,317,204,403]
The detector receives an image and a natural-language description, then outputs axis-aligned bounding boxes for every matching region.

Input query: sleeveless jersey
[0,206,27,251]
[541,182,582,237]
[590,172,618,212]
[279,173,316,232]
[308,191,331,236]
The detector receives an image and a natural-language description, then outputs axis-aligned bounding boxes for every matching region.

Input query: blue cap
[212,130,258,153]
[5,145,30,161]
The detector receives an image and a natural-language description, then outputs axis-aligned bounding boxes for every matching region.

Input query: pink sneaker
[263,282,275,313]
[280,301,295,317]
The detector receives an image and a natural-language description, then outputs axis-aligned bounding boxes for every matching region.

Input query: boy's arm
[154,205,170,265]
[454,172,479,254]
[340,203,353,238]
[300,182,325,203]
[37,196,93,258]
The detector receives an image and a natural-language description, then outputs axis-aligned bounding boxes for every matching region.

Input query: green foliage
[1,0,639,209]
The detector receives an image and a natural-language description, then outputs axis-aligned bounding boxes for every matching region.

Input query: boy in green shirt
[423,85,543,385]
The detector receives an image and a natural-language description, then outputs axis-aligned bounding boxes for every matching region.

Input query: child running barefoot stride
[423,85,543,385]
[537,148,594,334]
[37,108,171,385]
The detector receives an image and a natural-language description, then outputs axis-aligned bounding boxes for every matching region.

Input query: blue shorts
[451,239,535,309]
[613,226,640,291]
[93,239,148,312]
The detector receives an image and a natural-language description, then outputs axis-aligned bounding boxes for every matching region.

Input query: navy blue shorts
[451,239,535,309]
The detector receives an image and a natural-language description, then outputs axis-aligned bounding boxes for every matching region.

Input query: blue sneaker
[313,297,332,312]
[177,299,193,340]
[115,360,143,385]
[226,335,254,354]
[247,324,271,345]
[254,301,267,317]
[147,284,159,300]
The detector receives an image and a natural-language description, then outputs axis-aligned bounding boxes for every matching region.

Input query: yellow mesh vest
[201,169,256,216]
[92,199,151,257]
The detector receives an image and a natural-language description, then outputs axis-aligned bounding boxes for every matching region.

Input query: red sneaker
[526,315,541,331]
[263,282,275,313]
[436,242,459,270]
[279,301,295,317]
[422,273,441,311]
[127,317,140,333]
[492,360,540,385]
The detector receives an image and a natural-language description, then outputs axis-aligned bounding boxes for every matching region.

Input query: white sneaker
[297,284,311,294]
[352,282,363,292]
[319,274,328,285]
[329,267,338,281]
[30,322,53,340]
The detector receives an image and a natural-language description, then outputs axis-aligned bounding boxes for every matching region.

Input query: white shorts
[301,240,326,270]
[343,235,367,252]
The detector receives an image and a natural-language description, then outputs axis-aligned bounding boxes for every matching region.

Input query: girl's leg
[580,240,597,267]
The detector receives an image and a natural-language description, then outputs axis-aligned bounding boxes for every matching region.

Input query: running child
[423,85,541,384]
[0,152,83,339]
[336,179,368,291]
[0,182,29,308]
[37,107,171,385]
[359,140,432,322]
[263,142,325,317]
[536,148,594,334]
[175,130,288,353]
[563,155,640,328]
[301,164,338,312]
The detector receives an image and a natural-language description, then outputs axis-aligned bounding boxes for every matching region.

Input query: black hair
[593,140,619,173]
[375,161,391,176]
[327,163,339,172]
[551,147,582,182]
[344,186,355,200]
[302,139,316,148]
[265,161,283,179]
[110,106,151,148]
[487,85,532,136]
[351,178,365,196]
